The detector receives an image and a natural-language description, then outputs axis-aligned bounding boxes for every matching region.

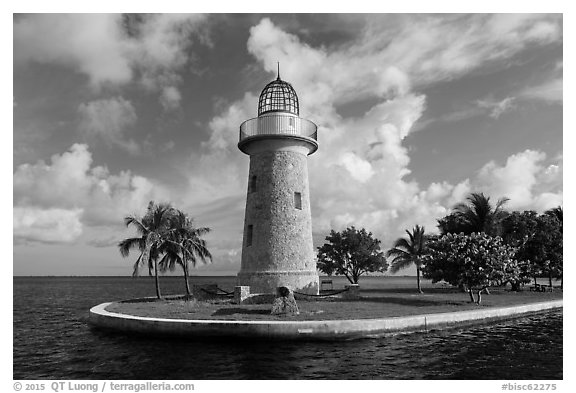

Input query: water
[13,276,562,379]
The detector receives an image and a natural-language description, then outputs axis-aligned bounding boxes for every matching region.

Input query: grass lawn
[105,281,563,321]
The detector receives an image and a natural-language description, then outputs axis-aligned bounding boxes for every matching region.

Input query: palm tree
[159,210,212,297]
[544,206,563,289]
[453,192,509,236]
[117,226,151,277]
[545,206,563,224]
[118,201,173,299]
[387,225,427,293]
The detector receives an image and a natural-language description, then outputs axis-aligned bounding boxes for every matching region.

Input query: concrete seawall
[89,300,562,340]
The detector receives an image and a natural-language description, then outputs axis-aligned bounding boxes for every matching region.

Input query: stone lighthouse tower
[237,69,319,295]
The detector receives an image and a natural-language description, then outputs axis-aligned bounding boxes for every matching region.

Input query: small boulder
[271,286,299,316]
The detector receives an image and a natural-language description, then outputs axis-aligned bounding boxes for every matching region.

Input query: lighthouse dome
[258,76,299,116]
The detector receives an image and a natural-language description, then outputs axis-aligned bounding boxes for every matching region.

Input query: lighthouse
[237,68,319,294]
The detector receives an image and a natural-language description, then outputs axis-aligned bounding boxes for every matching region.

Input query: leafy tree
[386,225,428,293]
[529,212,562,288]
[159,210,212,297]
[317,226,388,284]
[544,206,563,288]
[500,211,540,290]
[118,201,174,299]
[423,233,519,304]
[501,209,562,289]
[443,192,509,236]
[437,212,469,236]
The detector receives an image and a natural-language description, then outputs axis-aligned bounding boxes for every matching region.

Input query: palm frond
[158,253,180,273]
[545,206,563,222]
[123,215,147,234]
[118,237,145,258]
[451,192,510,235]
[495,197,510,212]
[387,247,411,261]
[390,257,415,273]
[131,254,142,277]
[194,227,211,236]
[182,239,212,267]
[390,238,412,252]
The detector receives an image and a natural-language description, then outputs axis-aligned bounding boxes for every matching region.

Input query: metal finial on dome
[277,62,280,80]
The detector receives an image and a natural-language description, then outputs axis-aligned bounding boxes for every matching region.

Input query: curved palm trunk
[143,242,162,299]
[416,266,423,293]
[154,259,162,299]
[183,255,191,297]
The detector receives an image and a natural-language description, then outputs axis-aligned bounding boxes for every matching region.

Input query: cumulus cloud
[131,13,206,110]
[475,150,562,210]
[14,14,208,109]
[307,93,427,234]
[13,144,169,243]
[14,207,84,244]
[78,97,139,154]
[203,93,257,152]
[338,152,375,183]
[531,193,563,212]
[477,150,545,208]
[14,14,132,86]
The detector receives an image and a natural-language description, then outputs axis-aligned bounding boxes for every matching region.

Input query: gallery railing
[239,115,317,142]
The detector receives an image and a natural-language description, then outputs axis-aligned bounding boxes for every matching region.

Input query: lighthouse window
[289,117,295,127]
[249,176,257,193]
[246,225,253,247]
[294,192,302,210]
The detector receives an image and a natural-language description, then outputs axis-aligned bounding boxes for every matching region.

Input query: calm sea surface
[13,276,562,380]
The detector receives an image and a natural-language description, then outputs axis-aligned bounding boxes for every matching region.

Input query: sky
[12,13,563,276]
